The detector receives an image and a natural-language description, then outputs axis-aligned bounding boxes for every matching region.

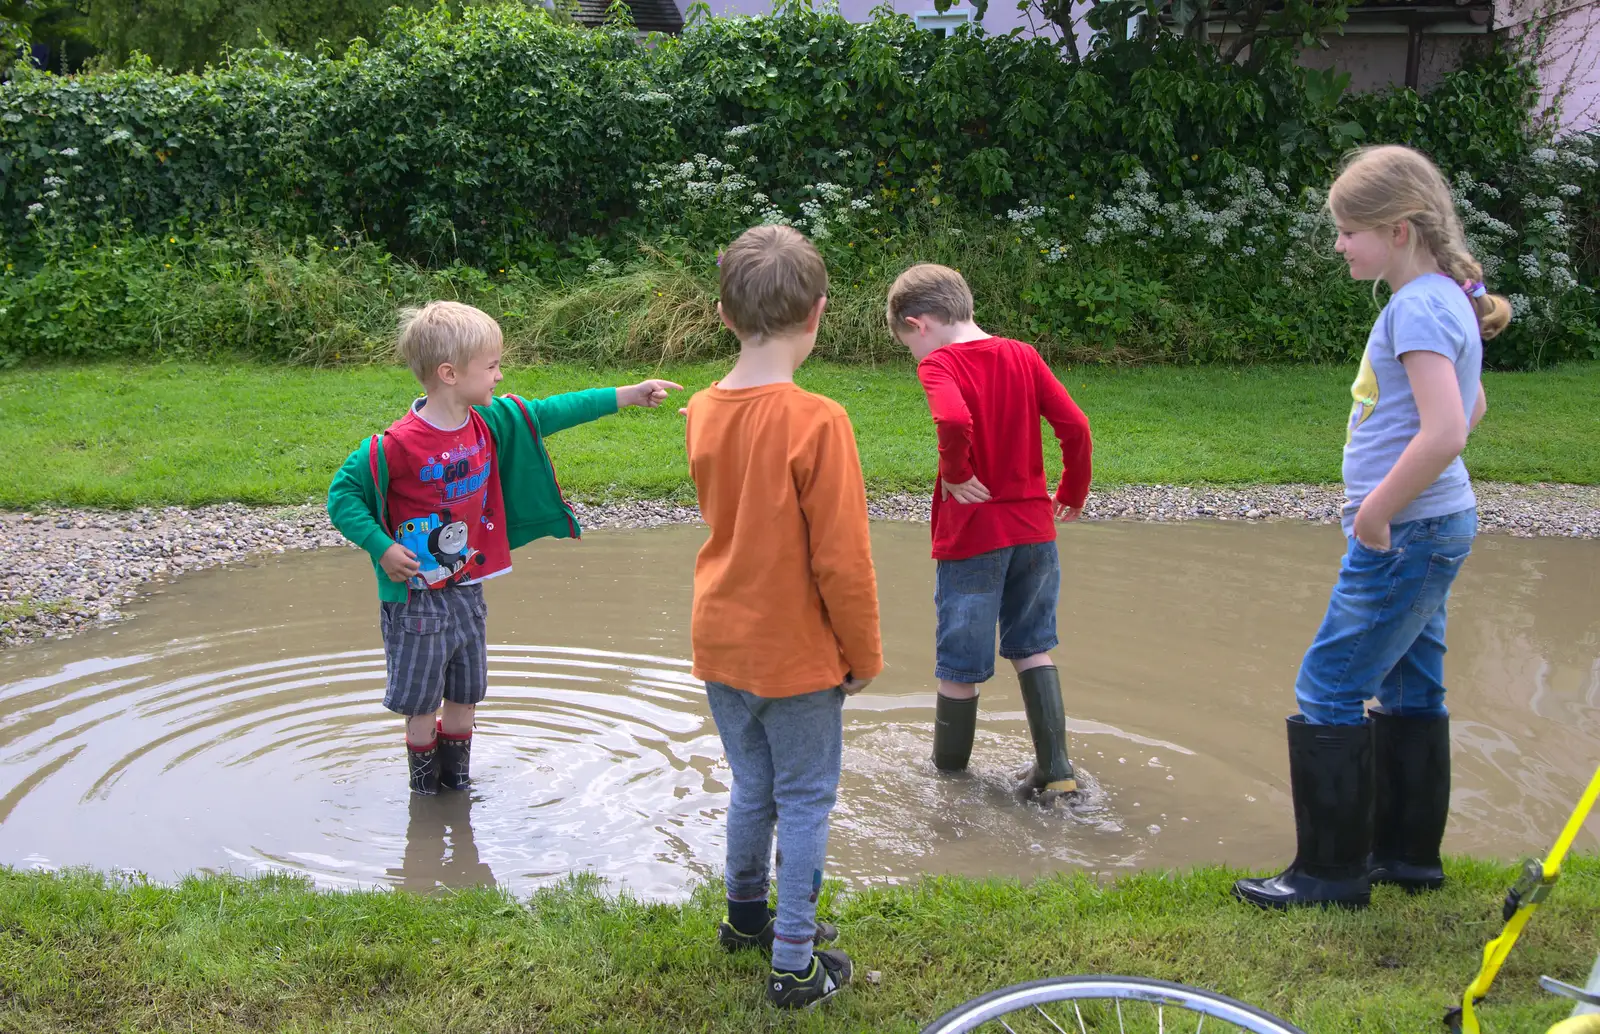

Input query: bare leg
[938,680,977,700]
[440,700,475,736]
[406,712,438,745]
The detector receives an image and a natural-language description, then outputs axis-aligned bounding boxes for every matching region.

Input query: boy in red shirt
[887,264,1093,800]
[328,301,678,795]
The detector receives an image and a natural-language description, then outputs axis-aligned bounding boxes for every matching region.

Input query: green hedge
[0,2,1547,259]
[2,2,1597,367]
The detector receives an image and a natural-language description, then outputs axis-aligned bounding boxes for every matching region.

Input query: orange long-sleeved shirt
[685,382,883,698]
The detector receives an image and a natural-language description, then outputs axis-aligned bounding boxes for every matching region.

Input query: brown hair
[718,225,828,341]
[1328,145,1512,340]
[885,263,975,328]
[395,301,503,384]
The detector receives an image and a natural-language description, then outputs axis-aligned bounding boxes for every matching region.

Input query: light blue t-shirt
[1342,273,1482,534]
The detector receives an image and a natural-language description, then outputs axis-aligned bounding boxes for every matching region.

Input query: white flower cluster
[1068,165,1325,277]
[1451,134,1591,323]
[637,152,755,203]
[637,129,876,242]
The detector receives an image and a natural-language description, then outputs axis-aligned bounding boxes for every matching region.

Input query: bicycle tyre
[920,975,1309,1034]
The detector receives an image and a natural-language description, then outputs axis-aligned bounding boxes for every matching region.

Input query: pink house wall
[1498,0,1600,134]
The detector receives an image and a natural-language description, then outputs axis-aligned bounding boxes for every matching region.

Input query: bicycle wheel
[921,975,1308,1034]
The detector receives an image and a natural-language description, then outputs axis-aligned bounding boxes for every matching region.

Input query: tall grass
[1,219,1377,369]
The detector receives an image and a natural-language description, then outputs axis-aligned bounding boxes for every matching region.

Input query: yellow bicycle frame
[1454,765,1600,1034]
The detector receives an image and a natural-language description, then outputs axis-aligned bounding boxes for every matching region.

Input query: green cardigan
[327,389,618,602]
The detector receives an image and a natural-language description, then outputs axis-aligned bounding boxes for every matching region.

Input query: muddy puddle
[1,522,1596,899]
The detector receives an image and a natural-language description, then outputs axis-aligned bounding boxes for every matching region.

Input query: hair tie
[1463,281,1487,299]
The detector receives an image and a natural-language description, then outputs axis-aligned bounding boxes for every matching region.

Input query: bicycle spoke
[1075,1003,1087,1034]
[1033,1005,1070,1034]
[999,1020,1019,1034]
[1117,999,1125,1034]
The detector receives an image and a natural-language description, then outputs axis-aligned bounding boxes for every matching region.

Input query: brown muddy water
[1,522,1596,900]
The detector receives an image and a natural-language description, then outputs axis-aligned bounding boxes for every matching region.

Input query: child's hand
[1352,505,1392,551]
[1054,502,1083,522]
[618,379,683,409]
[380,543,421,583]
[941,476,991,505]
[842,675,873,696]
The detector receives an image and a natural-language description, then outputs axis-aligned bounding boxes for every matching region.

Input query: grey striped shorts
[380,583,488,716]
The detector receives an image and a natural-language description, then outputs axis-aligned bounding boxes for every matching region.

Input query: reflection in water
[0,521,1595,899]
[393,793,495,892]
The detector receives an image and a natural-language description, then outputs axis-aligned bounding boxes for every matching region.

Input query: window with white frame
[914,7,973,37]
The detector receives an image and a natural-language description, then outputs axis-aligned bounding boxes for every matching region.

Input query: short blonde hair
[719,225,829,340]
[886,263,974,328]
[395,301,503,384]
[1329,145,1512,340]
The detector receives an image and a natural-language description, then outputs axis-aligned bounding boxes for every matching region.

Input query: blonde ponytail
[1328,145,1513,340]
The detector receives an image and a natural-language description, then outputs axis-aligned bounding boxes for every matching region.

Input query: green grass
[2,859,1596,1032]
[0,598,71,626]
[4,361,1599,509]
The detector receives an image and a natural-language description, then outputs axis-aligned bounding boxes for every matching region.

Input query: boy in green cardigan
[328,301,678,795]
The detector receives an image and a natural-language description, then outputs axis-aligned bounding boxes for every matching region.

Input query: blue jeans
[1295,508,1477,726]
[935,541,1061,684]
[705,681,844,973]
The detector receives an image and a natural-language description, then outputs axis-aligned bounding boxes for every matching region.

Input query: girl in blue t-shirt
[1236,145,1513,911]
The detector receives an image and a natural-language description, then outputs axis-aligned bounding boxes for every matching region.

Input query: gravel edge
[4,482,1597,648]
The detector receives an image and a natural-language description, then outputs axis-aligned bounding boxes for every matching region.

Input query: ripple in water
[3,521,1596,897]
[0,630,1164,897]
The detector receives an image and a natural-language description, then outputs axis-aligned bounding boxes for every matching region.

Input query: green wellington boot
[1016,666,1078,796]
[932,693,978,772]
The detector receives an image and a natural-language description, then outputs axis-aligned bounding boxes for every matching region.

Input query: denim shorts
[1295,507,1477,726]
[380,583,489,716]
[934,541,1061,684]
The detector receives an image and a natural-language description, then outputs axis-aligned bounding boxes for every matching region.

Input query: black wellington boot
[1369,709,1450,892]
[1016,666,1078,795]
[407,737,440,796]
[932,694,978,772]
[438,725,473,791]
[1233,715,1372,910]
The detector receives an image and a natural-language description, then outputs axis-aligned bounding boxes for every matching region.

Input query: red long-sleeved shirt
[916,337,1093,561]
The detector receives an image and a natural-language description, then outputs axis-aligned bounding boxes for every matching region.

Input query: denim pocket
[947,553,1004,595]
[1412,549,1470,617]
[1349,535,1399,561]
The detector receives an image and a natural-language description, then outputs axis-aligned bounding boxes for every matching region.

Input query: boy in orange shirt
[684,225,882,1010]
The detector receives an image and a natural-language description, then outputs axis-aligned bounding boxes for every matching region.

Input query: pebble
[2,483,1596,649]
